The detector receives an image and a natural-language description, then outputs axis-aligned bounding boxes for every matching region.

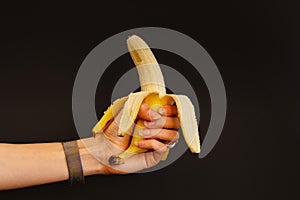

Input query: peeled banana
[92,35,200,165]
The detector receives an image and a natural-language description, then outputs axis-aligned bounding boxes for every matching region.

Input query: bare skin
[0,104,179,190]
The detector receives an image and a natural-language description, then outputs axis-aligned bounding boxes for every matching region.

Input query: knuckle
[174,118,180,128]
[160,117,167,126]
[152,129,162,137]
[167,130,178,141]
[158,144,167,153]
[140,103,148,111]
[150,140,158,149]
[173,131,180,141]
[164,107,171,115]
[138,104,149,117]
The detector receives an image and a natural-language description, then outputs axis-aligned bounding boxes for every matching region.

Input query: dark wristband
[62,141,85,185]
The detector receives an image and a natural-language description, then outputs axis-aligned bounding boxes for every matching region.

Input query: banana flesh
[93,35,200,165]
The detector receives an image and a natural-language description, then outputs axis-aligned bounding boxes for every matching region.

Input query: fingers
[158,105,178,117]
[144,116,180,129]
[136,139,169,169]
[138,104,178,121]
[135,139,167,153]
[138,104,161,121]
[103,110,133,149]
[139,128,179,143]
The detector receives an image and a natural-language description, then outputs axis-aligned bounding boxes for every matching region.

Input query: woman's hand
[0,103,180,190]
[79,103,180,174]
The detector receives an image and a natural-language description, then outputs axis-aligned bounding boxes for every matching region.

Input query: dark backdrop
[0,1,298,200]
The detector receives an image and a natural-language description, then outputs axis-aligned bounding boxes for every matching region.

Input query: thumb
[103,110,134,149]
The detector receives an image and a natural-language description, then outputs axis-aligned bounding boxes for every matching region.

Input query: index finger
[138,103,161,121]
[158,105,178,117]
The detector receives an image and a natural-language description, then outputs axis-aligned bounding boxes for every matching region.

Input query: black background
[0,1,298,199]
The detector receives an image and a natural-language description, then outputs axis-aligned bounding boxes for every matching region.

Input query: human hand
[79,103,180,174]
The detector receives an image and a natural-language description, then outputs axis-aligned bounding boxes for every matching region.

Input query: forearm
[0,139,103,190]
[0,142,68,190]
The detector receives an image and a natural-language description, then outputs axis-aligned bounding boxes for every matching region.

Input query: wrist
[76,138,105,176]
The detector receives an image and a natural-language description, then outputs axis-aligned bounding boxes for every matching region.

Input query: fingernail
[144,121,154,127]
[141,129,150,137]
[148,109,161,120]
[158,108,164,116]
[139,130,143,137]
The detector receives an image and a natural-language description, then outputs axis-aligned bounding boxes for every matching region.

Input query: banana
[92,35,200,165]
